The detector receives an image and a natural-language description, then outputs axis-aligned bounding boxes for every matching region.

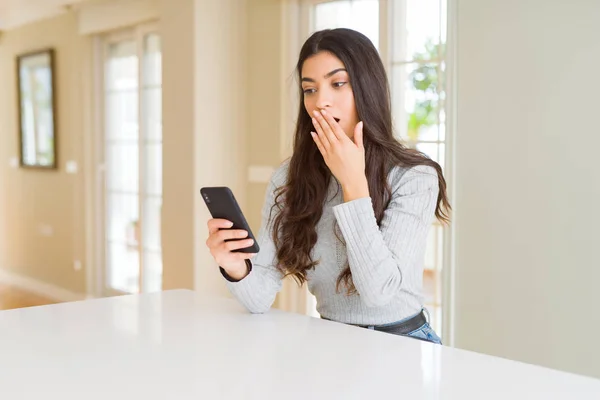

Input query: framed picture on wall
[16,48,57,169]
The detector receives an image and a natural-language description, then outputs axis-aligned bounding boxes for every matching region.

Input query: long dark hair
[271,28,451,293]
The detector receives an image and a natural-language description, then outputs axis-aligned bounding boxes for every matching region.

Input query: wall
[0,12,88,297]
[244,0,314,313]
[160,0,251,296]
[246,0,286,233]
[193,0,249,296]
[454,0,600,378]
[161,0,318,311]
[159,0,196,291]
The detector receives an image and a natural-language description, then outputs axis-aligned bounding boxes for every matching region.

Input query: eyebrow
[301,68,347,83]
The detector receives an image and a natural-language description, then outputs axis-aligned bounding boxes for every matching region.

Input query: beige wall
[246,0,285,233]
[0,12,89,295]
[161,0,252,296]
[160,0,289,296]
[454,0,600,379]
[245,0,314,312]
[159,0,195,291]
[192,0,249,296]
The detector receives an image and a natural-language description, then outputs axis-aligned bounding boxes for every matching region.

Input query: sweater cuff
[332,197,379,247]
[333,197,377,229]
[219,259,253,283]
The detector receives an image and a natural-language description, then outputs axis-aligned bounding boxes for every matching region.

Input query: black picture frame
[16,48,58,169]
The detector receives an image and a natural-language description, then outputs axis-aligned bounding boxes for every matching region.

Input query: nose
[315,90,332,110]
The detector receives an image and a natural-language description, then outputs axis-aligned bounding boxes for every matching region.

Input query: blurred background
[0,0,599,380]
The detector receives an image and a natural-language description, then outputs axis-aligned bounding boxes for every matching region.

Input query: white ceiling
[0,0,91,30]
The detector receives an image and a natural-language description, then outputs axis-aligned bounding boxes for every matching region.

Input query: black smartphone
[200,186,260,253]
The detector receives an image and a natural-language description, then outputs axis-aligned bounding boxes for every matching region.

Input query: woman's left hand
[311,109,369,201]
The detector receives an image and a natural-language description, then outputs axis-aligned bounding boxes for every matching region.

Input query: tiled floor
[0,283,56,311]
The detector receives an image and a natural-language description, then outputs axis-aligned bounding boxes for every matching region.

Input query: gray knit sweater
[224,160,439,326]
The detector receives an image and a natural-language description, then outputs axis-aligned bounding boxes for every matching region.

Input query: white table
[1,289,599,399]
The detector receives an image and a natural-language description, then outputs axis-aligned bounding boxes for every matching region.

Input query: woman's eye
[333,82,347,88]
[303,88,316,94]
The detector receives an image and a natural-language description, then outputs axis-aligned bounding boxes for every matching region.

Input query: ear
[353,121,364,148]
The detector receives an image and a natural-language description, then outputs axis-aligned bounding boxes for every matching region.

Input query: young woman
[205,28,451,344]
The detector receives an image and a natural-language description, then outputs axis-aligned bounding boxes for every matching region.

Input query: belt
[357,310,427,334]
[322,309,428,335]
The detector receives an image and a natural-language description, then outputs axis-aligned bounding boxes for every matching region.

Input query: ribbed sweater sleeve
[332,165,439,307]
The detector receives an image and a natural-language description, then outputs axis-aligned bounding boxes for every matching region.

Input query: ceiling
[0,0,91,30]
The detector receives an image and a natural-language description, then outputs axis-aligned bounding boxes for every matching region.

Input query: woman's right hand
[206,218,256,280]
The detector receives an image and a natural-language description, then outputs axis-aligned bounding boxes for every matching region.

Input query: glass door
[100,25,162,296]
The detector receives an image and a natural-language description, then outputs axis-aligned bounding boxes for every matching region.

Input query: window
[306,0,449,335]
[390,0,447,336]
[99,25,163,295]
[312,0,380,49]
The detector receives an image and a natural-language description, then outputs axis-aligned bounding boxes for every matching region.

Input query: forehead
[301,51,346,78]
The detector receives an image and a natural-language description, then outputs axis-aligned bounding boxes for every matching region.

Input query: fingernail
[226,221,234,227]
[320,109,326,115]
[313,110,319,117]
[312,117,317,124]
[310,131,315,137]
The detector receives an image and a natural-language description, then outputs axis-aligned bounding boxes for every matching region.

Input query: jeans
[404,322,442,345]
